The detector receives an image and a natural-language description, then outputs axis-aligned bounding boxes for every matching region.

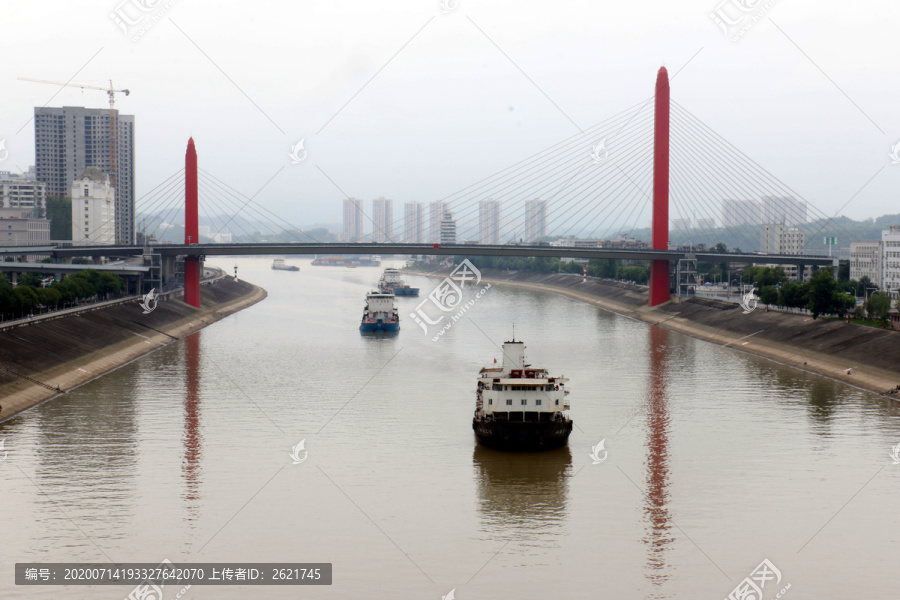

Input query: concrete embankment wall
[413,268,900,397]
[0,277,266,422]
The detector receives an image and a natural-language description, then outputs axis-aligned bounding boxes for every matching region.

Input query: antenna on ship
[512,323,515,342]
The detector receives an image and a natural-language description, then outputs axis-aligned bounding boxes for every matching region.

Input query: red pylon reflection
[643,325,673,586]
[183,331,202,521]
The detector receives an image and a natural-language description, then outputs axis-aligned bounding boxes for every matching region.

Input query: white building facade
[524,199,547,242]
[70,167,115,245]
[342,197,363,242]
[372,197,393,242]
[0,170,46,217]
[479,199,501,244]
[403,201,424,243]
[849,241,883,288]
[883,226,900,300]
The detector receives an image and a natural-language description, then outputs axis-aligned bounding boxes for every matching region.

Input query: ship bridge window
[536,399,542,406]
[506,399,512,406]
[520,399,527,406]
[488,399,492,405]
[555,399,559,406]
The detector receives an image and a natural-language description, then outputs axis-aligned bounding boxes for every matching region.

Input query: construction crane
[18,77,130,193]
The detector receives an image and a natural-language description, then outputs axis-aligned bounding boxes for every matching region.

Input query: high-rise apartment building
[696,218,716,229]
[524,199,547,242]
[763,223,804,255]
[672,218,691,231]
[721,199,761,228]
[429,201,447,243]
[440,211,457,245]
[403,201,424,243]
[372,197,393,242]
[34,106,135,244]
[479,199,501,244]
[761,196,806,227]
[342,197,364,242]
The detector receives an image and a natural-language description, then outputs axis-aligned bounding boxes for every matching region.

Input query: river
[1,256,899,599]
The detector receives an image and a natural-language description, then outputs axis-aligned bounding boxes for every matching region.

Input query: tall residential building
[0,170,46,217]
[372,197,393,242]
[883,225,900,300]
[34,106,135,244]
[342,197,363,242]
[780,226,804,255]
[524,199,547,242]
[721,199,761,228]
[479,199,501,244]
[403,201,424,243]
[429,201,447,243]
[761,196,807,226]
[71,167,116,245]
[850,241,883,288]
[439,211,457,245]
[672,218,691,231]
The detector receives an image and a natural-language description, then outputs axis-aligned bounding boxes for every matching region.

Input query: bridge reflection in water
[643,325,674,588]
[182,331,203,524]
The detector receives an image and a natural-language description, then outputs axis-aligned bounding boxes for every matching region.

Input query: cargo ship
[312,255,381,267]
[359,290,400,332]
[473,340,572,451]
[271,257,299,271]
[378,268,419,296]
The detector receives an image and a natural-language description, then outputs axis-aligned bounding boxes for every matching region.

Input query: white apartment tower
[0,170,46,217]
[479,199,501,244]
[403,201,424,243]
[343,197,363,242]
[429,201,447,243]
[71,167,115,245]
[372,197,393,242]
[524,199,547,242]
[439,211,457,245]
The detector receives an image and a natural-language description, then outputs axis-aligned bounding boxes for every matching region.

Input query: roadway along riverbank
[0,275,266,423]
[410,268,900,398]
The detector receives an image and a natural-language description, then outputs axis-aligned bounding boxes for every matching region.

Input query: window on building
[505,399,512,406]
[520,399,527,406]
[536,399,542,406]
[488,399,492,405]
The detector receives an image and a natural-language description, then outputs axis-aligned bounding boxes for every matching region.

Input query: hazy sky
[1,0,898,231]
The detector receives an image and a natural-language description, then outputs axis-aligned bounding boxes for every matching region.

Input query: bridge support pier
[184,138,201,308]
[649,66,671,307]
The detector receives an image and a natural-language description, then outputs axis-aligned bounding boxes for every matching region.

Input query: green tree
[14,286,38,315]
[865,291,891,322]
[806,268,851,319]
[759,285,778,306]
[18,272,43,287]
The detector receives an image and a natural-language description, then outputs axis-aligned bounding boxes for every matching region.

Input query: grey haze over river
[2,257,899,598]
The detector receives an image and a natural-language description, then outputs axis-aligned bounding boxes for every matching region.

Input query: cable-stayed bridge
[16,67,843,307]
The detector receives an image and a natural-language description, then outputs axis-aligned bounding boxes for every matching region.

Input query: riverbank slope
[411,268,900,397]
[0,276,266,422]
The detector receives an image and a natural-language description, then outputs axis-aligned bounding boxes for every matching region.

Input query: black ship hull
[473,418,573,451]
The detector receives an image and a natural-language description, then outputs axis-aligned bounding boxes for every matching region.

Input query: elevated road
[42,242,838,266]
